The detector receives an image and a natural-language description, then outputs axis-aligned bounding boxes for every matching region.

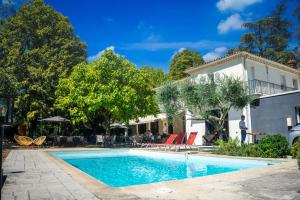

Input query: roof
[185,51,300,75]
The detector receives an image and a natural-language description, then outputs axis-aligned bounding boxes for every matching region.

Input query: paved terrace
[2,149,300,200]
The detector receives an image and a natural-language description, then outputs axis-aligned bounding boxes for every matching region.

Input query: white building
[130,52,300,145]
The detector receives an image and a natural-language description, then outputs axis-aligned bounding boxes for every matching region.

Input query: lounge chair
[174,132,198,151]
[14,135,34,146]
[33,136,46,146]
[142,133,177,148]
[163,132,185,150]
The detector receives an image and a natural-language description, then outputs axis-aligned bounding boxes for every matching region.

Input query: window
[296,107,300,125]
[293,79,298,89]
[280,75,287,90]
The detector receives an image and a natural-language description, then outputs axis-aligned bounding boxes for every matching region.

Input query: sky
[4,0,299,71]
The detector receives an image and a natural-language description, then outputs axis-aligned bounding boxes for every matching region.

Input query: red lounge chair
[174,132,185,144]
[143,133,177,148]
[163,132,185,150]
[174,132,198,151]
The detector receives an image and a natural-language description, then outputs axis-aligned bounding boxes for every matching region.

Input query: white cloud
[121,40,234,51]
[87,46,115,62]
[145,34,161,42]
[216,0,262,11]
[171,48,186,59]
[203,47,228,62]
[217,14,244,34]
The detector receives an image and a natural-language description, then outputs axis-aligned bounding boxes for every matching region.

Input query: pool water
[52,150,274,187]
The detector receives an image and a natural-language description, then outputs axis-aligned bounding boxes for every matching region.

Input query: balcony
[248,79,297,95]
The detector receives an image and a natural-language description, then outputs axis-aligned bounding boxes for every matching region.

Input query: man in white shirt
[239,115,248,145]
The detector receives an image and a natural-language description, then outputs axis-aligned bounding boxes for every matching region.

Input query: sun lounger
[14,135,34,146]
[142,133,177,148]
[14,135,47,146]
[162,132,185,150]
[33,136,46,146]
[173,132,198,151]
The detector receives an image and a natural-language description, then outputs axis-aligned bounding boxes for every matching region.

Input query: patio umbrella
[110,123,128,142]
[110,123,127,129]
[39,116,70,123]
[39,116,70,135]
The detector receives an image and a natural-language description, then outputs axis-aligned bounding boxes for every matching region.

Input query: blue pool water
[52,150,274,187]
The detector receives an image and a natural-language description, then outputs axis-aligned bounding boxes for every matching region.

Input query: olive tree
[180,74,253,134]
[157,81,182,125]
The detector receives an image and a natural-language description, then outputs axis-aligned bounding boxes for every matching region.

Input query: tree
[55,50,159,134]
[238,1,295,64]
[139,66,168,88]
[157,81,182,125]
[169,49,204,80]
[0,0,86,127]
[180,75,252,135]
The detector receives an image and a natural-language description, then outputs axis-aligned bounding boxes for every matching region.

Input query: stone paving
[2,150,104,200]
[2,149,300,200]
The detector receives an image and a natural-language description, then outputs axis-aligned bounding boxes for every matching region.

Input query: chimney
[287,59,297,69]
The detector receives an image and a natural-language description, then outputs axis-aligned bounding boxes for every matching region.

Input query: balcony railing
[248,79,296,95]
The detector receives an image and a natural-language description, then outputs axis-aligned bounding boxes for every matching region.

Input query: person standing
[239,115,248,145]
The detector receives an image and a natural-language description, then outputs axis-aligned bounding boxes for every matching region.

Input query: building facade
[130,52,300,145]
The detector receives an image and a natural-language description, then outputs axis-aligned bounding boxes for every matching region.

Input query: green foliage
[215,139,261,157]
[215,135,289,158]
[157,81,182,124]
[169,49,204,80]
[237,1,295,64]
[180,75,252,134]
[0,0,86,126]
[291,138,300,158]
[55,50,158,133]
[257,134,290,158]
[297,148,300,170]
[139,66,168,88]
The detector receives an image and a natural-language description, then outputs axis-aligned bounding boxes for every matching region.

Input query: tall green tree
[238,1,295,64]
[157,81,182,125]
[139,66,168,88]
[169,49,204,80]
[55,50,158,134]
[0,0,86,127]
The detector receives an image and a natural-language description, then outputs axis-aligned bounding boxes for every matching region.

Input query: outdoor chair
[73,136,81,146]
[141,133,177,148]
[162,132,185,150]
[203,133,218,146]
[33,136,46,146]
[14,135,34,146]
[172,132,198,151]
[59,136,67,146]
[96,135,104,146]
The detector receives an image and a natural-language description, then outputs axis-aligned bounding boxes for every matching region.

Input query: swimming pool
[52,150,275,187]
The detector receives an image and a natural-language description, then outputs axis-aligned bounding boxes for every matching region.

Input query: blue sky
[7,0,299,71]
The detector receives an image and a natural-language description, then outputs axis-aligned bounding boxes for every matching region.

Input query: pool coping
[45,148,294,199]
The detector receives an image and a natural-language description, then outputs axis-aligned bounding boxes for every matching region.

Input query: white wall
[194,58,246,81]
[185,111,205,145]
[246,59,300,89]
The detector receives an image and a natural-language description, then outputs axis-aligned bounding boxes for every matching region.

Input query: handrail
[248,79,296,95]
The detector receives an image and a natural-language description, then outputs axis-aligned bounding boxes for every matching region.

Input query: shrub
[215,139,241,156]
[215,134,289,158]
[215,139,261,157]
[291,138,300,158]
[297,148,300,170]
[257,134,289,158]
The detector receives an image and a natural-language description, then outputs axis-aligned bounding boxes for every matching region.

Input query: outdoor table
[247,132,266,143]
